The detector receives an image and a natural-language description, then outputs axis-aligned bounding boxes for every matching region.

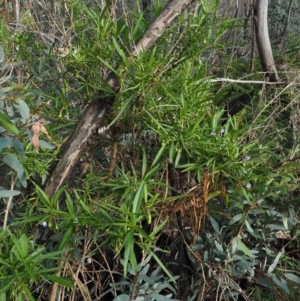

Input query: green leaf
[149,218,168,238]
[65,191,74,215]
[0,137,12,151]
[245,219,254,233]
[0,112,18,135]
[270,274,290,294]
[0,291,6,301]
[207,191,220,201]
[39,140,55,150]
[58,226,73,251]
[52,185,67,206]
[237,239,255,258]
[113,295,130,301]
[174,148,182,166]
[0,189,20,198]
[284,273,300,284]
[144,165,160,181]
[0,45,4,63]
[150,292,180,301]
[142,148,147,178]
[209,216,219,233]
[96,55,118,75]
[112,37,128,67]
[151,143,166,167]
[150,251,176,282]
[47,275,73,288]
[3,154,26,187]
[132,181,145,214]
[0,277,15,294]
[229,213,243,225]
[14,99,30,123]
[18,235,29,258]
[21,285,36,301]
[268,250,283,273]
[12,139,25,160]
[168,141,175,163]
[280,162,300,169]
[107,96,131,129]
[73,190,91,214]
[0,136,25,160]
[34,183,50,206]
[123,230,135,276]
[132,13,144,41]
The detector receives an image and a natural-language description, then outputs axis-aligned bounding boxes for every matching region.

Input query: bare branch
[209,78,286,85]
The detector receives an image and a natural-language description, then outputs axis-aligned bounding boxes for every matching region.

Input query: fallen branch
[209,78,286,85]
[44,0,194,197]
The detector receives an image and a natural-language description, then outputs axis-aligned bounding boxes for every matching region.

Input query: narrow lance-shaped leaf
[58,226,73,251]
[123,230,135,277]
[268,250,283,273]
[151,143,166,167]
[237,239,255,258]
[142,148,147,178]
[132,181,145,214]
[0,112,19,135]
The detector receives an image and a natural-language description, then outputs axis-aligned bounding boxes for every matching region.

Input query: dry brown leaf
[31,120,59,152]
[32,121,41,152]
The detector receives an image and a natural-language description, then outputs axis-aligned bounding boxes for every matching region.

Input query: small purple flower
[41,221,47,227]
[210,130,216,136]
[220,128,225,134]
[246,182,251,189]
[12,52,17,57]
[154,247,158,252]
[244,156,251,161]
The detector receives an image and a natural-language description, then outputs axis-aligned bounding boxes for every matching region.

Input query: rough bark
[254,0,279,82]
[44,0,193,198]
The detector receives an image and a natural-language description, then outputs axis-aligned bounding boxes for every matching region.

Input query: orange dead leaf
[32,121,41,152]
[31,120,59,152]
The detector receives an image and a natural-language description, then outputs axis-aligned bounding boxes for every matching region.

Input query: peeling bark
[44,0,193,198]
[254,0,279,82]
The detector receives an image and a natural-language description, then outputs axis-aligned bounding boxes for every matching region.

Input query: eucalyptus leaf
[237,239,255,258]
[268,250,283,273]
[39,140,55,150]
[229,213,243,225]
[113,294,130,301]
[209,216,219,233]
[14,99,30,124]
[270,274,290,294]
[3,154,27,187]
[0,190,20,198]
[284,273,300,284]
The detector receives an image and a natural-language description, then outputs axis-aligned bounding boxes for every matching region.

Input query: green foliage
[1,0,300,300]
[0,228,72,300]
[112,255,180,301]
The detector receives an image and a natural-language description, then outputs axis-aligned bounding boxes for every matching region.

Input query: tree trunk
[254,0,279,82]
[44,0,193,198]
